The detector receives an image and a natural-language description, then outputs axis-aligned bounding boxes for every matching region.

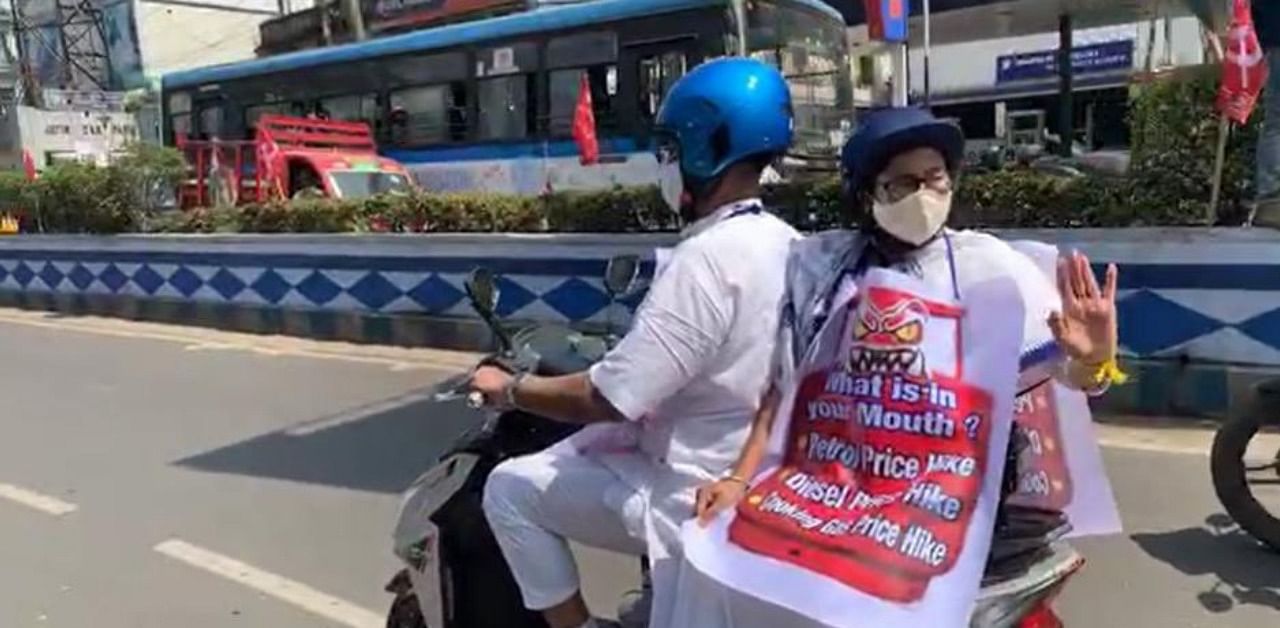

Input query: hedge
[136,174,1150,235]
[3,169,1241,235]
[0,63,1262,234]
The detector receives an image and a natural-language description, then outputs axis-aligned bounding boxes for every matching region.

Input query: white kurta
[486,199,799,625]
[584,201,799,626]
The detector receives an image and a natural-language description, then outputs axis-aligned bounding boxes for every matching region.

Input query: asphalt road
[0,309,1272,627]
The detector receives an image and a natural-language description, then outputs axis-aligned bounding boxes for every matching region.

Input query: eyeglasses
[875,168,952,203]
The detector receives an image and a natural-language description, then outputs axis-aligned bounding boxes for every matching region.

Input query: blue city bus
[161,0,852,195]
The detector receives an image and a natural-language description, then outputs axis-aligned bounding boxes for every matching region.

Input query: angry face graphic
[848,290,928,377]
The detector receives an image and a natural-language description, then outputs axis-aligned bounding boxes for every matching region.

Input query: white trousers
[483,449,648,610]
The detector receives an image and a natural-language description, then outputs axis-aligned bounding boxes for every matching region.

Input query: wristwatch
[503,371,528,410]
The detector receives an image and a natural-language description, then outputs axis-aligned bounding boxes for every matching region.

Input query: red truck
[175,114,413,209]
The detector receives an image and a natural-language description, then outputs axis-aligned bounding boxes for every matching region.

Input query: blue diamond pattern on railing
[406,274,465,314]
[541,278,610,321]
[296,271,342,305]
[37,262,63,289]
[494,276,538,317]
[1116,290,1226,355]
[251,269,291,304]
[348,272,403,310]
[67,264,94,291]
[208,268,246,300]
[1239,307,1280,351]
[168,266,203,298]
[99,263,128,293]
[0,248,1273,365]
[133,265,165,295]
[12,262,34,288]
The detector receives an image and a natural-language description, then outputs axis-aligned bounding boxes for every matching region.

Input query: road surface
[0,309,1271,627]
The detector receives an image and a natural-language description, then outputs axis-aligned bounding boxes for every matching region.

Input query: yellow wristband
[722,474,748,486]
[1088,358,1128,386]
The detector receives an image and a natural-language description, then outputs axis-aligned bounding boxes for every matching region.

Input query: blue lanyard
[725,202,763,220]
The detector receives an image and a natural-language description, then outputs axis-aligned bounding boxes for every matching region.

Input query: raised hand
[1047,251,1119,365]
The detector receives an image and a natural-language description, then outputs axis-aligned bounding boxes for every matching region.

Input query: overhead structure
[9,0,118,102]
[824,0,1226,39]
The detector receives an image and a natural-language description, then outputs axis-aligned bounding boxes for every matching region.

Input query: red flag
[21,149,37,181]
[1217,0,1269,124]
[572,73,600,166]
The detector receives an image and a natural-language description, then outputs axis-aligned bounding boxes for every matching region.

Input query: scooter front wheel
[387,591,427,628]
[1211,382,1280,551]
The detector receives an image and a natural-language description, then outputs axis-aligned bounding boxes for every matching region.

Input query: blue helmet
[654,58,793,182]
[841,107,964,197]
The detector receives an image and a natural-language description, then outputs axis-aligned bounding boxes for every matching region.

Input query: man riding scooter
[468,58,801,628]
[673,107,1124,627]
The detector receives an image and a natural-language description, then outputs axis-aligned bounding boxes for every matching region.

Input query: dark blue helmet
[841,107,964,196]
[654,58,793,182]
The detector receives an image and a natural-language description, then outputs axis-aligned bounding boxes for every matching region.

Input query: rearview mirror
[604,255,640,299]
[465,268,500,317]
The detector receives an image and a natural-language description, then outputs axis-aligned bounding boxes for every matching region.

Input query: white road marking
[0,308,476,371]
[1096,422,1280,459]
[285,388,439,436]
[0,483,78,516]
[1098,437,1207,457]
[153,539,382,628]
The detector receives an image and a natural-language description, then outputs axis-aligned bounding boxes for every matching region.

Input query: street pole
[342,0,365,41]
[1208,115,1229,225]
[923,0,932,106]
[892,43,909,106]
[1057,13,1074,158]
[319,0,332,44]
[1205,12,1228,226]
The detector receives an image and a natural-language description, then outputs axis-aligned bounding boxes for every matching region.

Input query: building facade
[850,14,1207,156]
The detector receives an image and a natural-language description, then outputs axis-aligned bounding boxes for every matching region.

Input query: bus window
[477,74,535,141]
[385,51,468,86]
[169,92,192,139]
[319,93,380,128]
[198,104,224,139]
[747,0,851,155]
[245,102,289,133]
[548,66,617,137]
[638,51,687,123]
[547,31,619,137]
[388,82,468,145]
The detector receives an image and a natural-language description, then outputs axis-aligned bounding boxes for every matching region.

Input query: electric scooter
[383,256,1083,628]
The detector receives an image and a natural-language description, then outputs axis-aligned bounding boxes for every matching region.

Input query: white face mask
[872,189,952,246]
[657,159,685,213]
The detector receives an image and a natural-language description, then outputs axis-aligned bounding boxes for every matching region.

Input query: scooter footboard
[971,543,1083,628]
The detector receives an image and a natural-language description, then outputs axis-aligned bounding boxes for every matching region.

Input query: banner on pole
[1217,0,1268,125]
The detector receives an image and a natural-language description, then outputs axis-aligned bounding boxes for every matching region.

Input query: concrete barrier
[0,227,1275,417]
